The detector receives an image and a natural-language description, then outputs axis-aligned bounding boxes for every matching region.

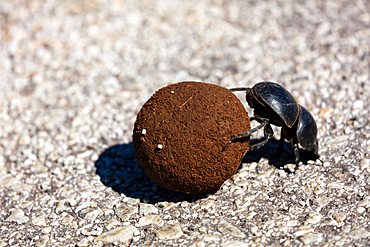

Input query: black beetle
[230,82,319,165]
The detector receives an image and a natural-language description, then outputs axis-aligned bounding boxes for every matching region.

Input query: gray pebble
[115,204,138,221]
[348,228,370,240]
[298,233,324,244]
[360,158,370,170]
[217,221,246,238]
[82,207,102,222]
[6,209,29,224]
[96,226,137,243]
[139,203,159,215]
[35,238,49,247]
[136,215,164,227]
[155,223,183,239]
[32,216,47,226]
[105,219,121,230]
[223,241,250,247]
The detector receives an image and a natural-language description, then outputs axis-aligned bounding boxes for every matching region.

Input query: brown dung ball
[133,81,250,194]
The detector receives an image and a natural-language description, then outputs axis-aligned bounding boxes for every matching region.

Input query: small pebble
[348,228,370,239]
[115,204,138,221]
[96,226,137,243]
[299,233,323,244]
[155,223,183,239]
[6,209,29,224]
[136,215,164,227]
[217,221,246,238]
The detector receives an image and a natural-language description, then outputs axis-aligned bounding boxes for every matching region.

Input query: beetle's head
[312,140,319,157]
[297,106,318,152]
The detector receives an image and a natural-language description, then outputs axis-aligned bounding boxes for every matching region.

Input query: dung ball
[133,81,250,194]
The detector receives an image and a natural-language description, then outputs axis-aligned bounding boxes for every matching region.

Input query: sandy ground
[1,0,370,246]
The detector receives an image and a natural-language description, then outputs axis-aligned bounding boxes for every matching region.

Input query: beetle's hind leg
[289,138,300,165]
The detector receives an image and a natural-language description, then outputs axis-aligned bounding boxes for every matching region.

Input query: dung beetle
[230,82,319,165]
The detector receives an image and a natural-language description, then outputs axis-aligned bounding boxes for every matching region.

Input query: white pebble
[157,144,163,149]
[353,100,364,109]
[360,158,370,170]
[142,129,146,135]
[356,206,366,214]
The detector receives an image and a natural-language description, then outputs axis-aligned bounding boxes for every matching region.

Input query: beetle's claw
[231,136,238,142]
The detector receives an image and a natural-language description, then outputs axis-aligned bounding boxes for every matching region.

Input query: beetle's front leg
[229,87,251,94]
[247,123,274,151]
[230,118,269,142]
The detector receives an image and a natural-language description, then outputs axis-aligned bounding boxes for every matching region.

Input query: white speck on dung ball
[157,144,163,149]
[142,129,146,135]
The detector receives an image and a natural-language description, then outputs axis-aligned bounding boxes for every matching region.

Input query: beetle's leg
[230,118,269,142]
[276,128,285,156]
[248,123,274,151]
[309,141,324,163]
[237,123,273,160]
[248,138,269,151]
[289,138,300,165]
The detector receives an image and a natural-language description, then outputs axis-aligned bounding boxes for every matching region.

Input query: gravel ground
[1,0,370,246]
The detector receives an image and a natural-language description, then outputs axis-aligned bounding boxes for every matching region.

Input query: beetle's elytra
[230,82,319,165]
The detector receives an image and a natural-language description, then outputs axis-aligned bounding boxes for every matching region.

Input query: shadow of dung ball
[133,81,250,194]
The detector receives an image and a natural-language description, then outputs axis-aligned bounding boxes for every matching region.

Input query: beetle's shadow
[242,138,319,172]
[94,143,210,204]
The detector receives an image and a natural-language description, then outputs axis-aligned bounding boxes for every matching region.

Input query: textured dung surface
[133,82,250,194]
